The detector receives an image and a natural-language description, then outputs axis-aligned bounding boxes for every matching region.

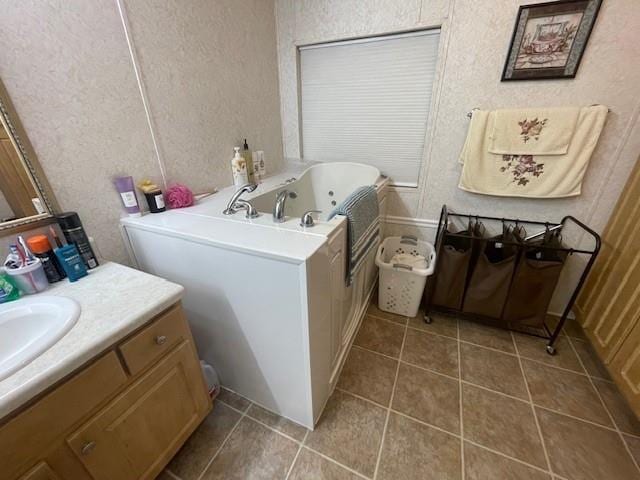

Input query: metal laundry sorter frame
[422,205,601,354]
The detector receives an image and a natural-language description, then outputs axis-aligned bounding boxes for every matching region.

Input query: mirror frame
[0,78,60,234]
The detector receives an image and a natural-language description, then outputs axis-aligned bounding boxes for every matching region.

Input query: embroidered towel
[459,105,608,198]
[329,185,380,285]
[489,107,580,155]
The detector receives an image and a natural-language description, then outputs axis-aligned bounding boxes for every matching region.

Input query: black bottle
[56,212,99,270]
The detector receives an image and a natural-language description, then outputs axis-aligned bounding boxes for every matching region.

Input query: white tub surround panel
[0,263,184,420]
[121,163,386,428]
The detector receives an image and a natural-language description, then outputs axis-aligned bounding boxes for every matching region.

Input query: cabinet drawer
[0,352,127,480]
[118,304,190,376]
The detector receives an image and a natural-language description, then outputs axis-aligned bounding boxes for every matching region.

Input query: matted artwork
[502,0,602,81]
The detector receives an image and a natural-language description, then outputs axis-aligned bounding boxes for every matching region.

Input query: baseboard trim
[383,215,439,229]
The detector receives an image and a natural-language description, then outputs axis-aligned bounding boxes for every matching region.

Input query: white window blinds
[300,30,440,187]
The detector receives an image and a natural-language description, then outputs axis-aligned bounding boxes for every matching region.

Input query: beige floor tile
[402,328,459,377]
[377,412,461,480]
[571,338,612,380]
[460,342,528,399]
[201,417,298,480]
[462,384,547,468]
[537,407,639,480]
[217,387,251,412]
[464,442,551,480]
[289,448,361,480]
[593,379,640,436]
[367,302,407,325]
[623,434,640,466]
[337,346,398,406]
[522,360,612,427]
[392,362,460,434]
[168,402,241,480]
[354,315,405,358]
[459,320,515,353]
[306,390,386,477]
[409,311,458,338]
[514,334,584,373]
[246,404,308,441]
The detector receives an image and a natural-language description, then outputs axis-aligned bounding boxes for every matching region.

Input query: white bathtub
[250,162,383,221]
[121,162,389,428]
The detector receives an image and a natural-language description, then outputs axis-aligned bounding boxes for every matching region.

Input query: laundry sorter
[422,205,600,354]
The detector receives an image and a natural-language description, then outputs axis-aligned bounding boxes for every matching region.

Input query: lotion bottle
[231,147,248,186]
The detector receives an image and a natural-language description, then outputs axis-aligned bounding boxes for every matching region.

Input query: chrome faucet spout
[273,189,292,223]
[223,183,259,217]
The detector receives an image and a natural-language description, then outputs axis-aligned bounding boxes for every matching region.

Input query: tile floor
[159,303,640,480]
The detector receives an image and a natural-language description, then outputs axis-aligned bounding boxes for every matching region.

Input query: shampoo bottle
[231,147,248,186]
[54,243,88,282]
[242,139,255,183]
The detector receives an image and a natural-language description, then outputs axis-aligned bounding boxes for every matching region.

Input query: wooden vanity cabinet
[1,303,211,480]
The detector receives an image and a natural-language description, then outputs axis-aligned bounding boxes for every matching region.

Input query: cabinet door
[67,340,209,480]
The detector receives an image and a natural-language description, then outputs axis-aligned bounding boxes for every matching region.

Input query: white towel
[459,105,608,198]
[489,107,580,156]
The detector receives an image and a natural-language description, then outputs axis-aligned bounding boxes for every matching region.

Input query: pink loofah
[165,183,194,209]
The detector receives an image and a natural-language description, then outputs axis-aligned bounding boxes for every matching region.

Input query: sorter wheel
[423,314,432,324]
[546,345,557,356]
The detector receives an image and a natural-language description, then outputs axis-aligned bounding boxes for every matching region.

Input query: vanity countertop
[0,262,184,420]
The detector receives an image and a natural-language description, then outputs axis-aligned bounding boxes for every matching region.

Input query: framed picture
[502,0,602,81]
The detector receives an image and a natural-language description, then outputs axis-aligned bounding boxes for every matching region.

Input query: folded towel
[390,253,428,270]
[459,105,608,198]
[329,185,380,285]
[489,107,580,155]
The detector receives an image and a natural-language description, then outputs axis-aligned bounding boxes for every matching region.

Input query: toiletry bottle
[231,147,248,186]
[257,150,266,177]
[114,176,142,217]
[27,234,65,282]
[54,243,88,282]
[242,139,255,183]
[252,151,261,183]
[0,267,20,303]
[56,212,99,269]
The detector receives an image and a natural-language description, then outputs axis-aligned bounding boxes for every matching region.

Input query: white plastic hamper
[375,236,436,317]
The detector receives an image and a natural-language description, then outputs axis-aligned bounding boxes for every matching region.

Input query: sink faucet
[223,183,259,218]
[273,189,297,223]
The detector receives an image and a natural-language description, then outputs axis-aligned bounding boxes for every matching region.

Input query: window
[299,30,440,187]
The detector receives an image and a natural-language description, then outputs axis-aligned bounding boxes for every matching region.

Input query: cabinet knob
[155,335,167,345]
[81,441,96,455]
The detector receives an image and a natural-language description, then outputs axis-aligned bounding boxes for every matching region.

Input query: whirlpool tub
[121,162,389,428]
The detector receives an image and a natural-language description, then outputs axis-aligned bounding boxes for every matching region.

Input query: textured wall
[0,0,282,263]
[276,0,640,235]
[275,0,640,312]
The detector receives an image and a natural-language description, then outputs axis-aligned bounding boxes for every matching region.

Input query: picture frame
[501,0,602,81]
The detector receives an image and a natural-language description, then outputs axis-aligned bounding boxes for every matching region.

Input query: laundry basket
[375,236,436,317]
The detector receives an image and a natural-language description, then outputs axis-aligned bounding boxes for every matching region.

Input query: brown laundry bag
[431,244,472,309]
[462,242,517,320]
[431,222,484,310]
[502,254,565,329]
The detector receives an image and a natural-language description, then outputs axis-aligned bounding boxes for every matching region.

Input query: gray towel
[329,185,380,285]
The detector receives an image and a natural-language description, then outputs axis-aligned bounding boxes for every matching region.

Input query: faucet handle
[300,210,322,228]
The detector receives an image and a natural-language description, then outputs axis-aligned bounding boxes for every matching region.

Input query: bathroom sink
[0,296,80,381]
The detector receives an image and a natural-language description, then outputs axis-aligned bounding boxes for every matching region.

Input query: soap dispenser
[231,146,248,186]
[242,139,255,183]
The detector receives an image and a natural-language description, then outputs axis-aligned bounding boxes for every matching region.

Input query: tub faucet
[223,183,259,218]
[273,189,297,223]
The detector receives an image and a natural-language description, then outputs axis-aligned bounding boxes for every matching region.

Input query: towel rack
[466,105,611,118]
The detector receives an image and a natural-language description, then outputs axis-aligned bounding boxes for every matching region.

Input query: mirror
[0,79,58,232]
